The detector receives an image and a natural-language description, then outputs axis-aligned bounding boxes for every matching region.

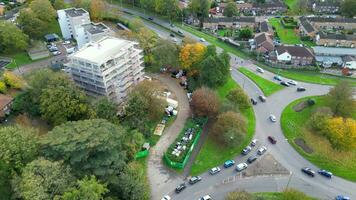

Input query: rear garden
[269,17,301,45]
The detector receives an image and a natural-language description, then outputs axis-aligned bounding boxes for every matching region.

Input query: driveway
[148,74,191,200]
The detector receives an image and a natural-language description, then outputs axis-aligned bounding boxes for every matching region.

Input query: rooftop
[205,16,256,23]
[299,17,316,33]
[276,46,314,57]
[64,8,88,17]
[308,17,356,24]
[82,22,109,34]
[260,21,271,32]
[71,36,135,64]
[318,32,356,41]
[312,46,356,56]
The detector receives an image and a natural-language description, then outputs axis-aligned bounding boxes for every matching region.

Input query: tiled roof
[205,17,256,23]
[276,46,314,58]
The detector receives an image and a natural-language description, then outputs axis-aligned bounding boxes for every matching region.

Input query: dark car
[148,17,154,20]
[224,160,235,168]
[335,195,350,200]
[189,176,202,184]
[259,95,266,102]
[318,169,333,178]
[251,98,257,105]
[301,167,315,177]
[175,183,186,193]
[247,156,257,164]
[268,136,277,144]
[297,87,306,92]
[280,81,289,87]
[178,30,183,34]
[170,33,175,37]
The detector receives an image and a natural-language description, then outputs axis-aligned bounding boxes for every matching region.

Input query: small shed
[44,33,59,43]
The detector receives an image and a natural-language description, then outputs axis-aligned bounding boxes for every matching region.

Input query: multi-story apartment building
[57,8,113,48]
[66,36,144,103]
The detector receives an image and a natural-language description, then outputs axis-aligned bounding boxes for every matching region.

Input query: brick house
[309,0,340,14]
[269,46,314,66]
[316,32,356,48]
[253,32,274,54]
[203,17,256,30]
[307,17,356,30]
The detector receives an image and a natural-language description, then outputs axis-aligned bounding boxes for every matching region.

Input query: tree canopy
[60,176,108,200]
[191,87,220,118]
[326,81,355,118]
[0,21,29,53]
[223,1,239,17]
[152,39,180,68]
[226,87,251,110]
[341,0,356,18]
[199,51,230,88]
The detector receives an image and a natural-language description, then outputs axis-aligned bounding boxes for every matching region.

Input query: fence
[134,149,149,160]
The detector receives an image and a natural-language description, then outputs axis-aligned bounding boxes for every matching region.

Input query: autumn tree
[191,87,220,118]
[137,27,158,63]
[0,81,6,93]
[226,87,250,110]
[223,1,238,17]
[0,21,29,53]
[129,18,145,33]
[326,81,355,118]
[179,43,206,74]
[90,0,106,21]
[323,117,356,151]
[211,111,246,147]
[3,71,25,89]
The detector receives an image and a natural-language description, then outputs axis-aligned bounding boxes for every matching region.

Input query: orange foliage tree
[179,43,206,74]
[90,0,106,21]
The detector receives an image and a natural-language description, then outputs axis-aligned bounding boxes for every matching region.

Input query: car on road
[268,136,277,144]
[280,81,289,87]
[161,195,171,200]
[301,167,315,177]
[242,146,252,155]
[269,114,276,122]
[189,176,202,184]
[172,38,178,43]
[175,183,186,193]
[318,169,333,178]
[335,195,350,200]
[224,160,235,168]
[209,167,221,175]
[251,139,257,146]
[200,195,212,200]
[251,98,257,105]
[170,33,175,37]
[297,87,306,92]
[287,80,297,85]
[170,23,175,27]
[256,67,264,73]
[274,75,282,81]
[148,16,154,20]
[178,30,183,34]
[259,95,266,102]
[236,162,248,172]
[257,146,267,155]
[247,155,257,164]
[52,51,61,56]
[199,38,206,42]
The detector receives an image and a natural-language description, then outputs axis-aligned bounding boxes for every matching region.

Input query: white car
[161,195,171,200]
[257,146,267,155]
[209,167,221,175]
[200,195,212,200]
[199,38,206,42]
[52,51,61,56]
[62,40,71,45]
[172,38,178,43]
[269,114,276,122]
[287,80,298,85]
[236,162,248,172]
[251,139,258,146]
[256,67,264,73]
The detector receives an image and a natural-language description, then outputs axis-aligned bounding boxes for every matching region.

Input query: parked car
[199,38,206,42]
[247,155,257,164]
[287,80,297,85]
[242,146,252,155]
[251,98,257,105]
[161,195,171,200]
[172,38,178,43]
[52,51,61,56]
[175,183,186,193]
[250,139,257,146]
[209,167,221,175]
[170,23,175,27]
[224,160,235,168]
[257,146,267,155]
[318,169,333,178]
[200,195,212,200]
[256,67,264,73]
[280,81,289,87]
[62,40,71,45]
[274,75,282,81]
[259,95,266,102]
[189,176,202,184]
[335,195,350,200]
[148,16,154,20]
[170,33,175,37]
[268,136,277,144]
[269,114,276,122]
[236,163,248,172]
[297,87,306,92]
[301,167,315,177]
[49,46,58,52]
[178,30,183,34]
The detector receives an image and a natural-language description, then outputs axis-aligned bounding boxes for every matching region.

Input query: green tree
[17,9,48,39]
[200,51,230,88]
[129,17,145,33]
[238,28,253,40]
[211,111,246,147]
[41,119,127,180]
[341,0,356,18]
[281,189,314,200]
[124,130,145,160]
[60,176,108,200]
[140,0,155,11]
[29,0,56,22]
[90,0,106,21]
[223,1,238,17]
[155,0,179,22]
[326,81,355,118]
[53,0,66,10]
[0,81,6,93]
[0,126,39,171]
[3,71,25,89]
[308,107,333,132]
[12,158,74,200]
[191,87,220,117]
[152,39,179,68]
[226,87,250,110]
[190,0,211,28]
[0,21,29,53]
[93,98,118,124]
[111,171,148,200]
[225,190,253,200]
[0,161,11,200]
[137,27,158,55]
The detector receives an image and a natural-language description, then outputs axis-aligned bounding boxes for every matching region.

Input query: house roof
[312,46,356,56]
[205,16,256,23]
[252,1,286,8]
[276,46,314,58]
[255,33,274,51]
[308,17,356,24]
[259,21,271,33]
[318,32,356,41]
[0,94,13,117]
[299,17,316,33]
[343,55,356,62]
[44,33,59,41]
[310,0,340,8]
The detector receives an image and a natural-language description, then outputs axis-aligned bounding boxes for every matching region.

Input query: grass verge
[190,77,256,175]
[281,96,356,182]
[238,67,284,96]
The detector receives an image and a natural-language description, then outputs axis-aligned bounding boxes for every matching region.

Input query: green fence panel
[135,149,149,160]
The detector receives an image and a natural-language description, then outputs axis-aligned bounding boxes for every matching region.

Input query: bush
[308,107,333,131]
[0,81,6,93]
[226,87,251,110]
[323,117,356,151]
[307,98,316,106]
[3,71,25,89]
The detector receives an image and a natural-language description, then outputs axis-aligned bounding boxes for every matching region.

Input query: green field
[269,18,301,44]
[281,96,356,182]
[238,67,284,96]
[190,78,256,175]
[4,52,33,69]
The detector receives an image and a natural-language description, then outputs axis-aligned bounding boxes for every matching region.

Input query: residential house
[250,1,287,15]
[253,32,274,54]
[0,94,13,120]
[236,3,253,13]
[313,46,356,67]
[316,32,356,48]
[343,56,356,69]
[259,21,273,35]
[299,17,317,38]
[66,36,144,103]
[309,0,340,14]
[307,17,356,30]
[203,17,256,30]
[270,46,314,66]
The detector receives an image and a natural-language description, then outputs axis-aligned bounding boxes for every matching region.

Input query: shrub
[0,81,6,93]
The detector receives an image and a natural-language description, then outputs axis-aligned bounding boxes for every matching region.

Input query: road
[116,5,356,200]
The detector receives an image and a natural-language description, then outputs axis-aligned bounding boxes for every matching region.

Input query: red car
[268,136,277,144]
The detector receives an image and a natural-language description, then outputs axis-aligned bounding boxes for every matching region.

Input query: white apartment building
[57,8,113,48]
[66,36,145,103]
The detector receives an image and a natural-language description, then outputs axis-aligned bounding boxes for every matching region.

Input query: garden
[269,17,301,45]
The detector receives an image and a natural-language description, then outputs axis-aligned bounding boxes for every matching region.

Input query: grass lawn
[190,77,256,175]
[238,67,284,96]
[281,96,356,182]
[269,18,301,44]
[4,52,33,69]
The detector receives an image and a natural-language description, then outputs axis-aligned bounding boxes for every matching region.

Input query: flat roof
[71,37,134,64]
[64,8,88,17]
[82,22,109,34]
[312,46,356,56]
